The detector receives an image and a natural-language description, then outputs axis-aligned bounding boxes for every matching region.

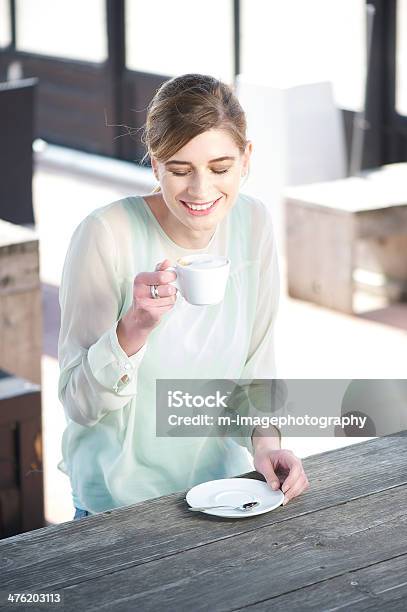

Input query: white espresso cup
[167,254,230,305]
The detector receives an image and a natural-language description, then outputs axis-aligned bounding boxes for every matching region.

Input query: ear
[151,156,159,180]
[241,141,253,176]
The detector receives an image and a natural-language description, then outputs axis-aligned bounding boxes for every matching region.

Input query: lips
[180,197,222,216]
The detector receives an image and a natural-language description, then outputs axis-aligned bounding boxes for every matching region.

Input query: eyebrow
[164,156,236,166]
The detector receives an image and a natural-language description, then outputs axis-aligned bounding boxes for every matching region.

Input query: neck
[171,226,215,250]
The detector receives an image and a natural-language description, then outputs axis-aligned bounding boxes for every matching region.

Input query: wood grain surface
[1,431,406,611]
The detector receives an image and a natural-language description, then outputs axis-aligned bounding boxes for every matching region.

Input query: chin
[186,216,217,230]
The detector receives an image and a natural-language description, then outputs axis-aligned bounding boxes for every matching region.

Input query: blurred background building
[0,0,406,530]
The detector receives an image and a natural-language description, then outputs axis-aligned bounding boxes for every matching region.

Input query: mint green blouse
[57,193,280,513]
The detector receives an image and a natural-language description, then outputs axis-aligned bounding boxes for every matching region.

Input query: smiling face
[151,129,252,238]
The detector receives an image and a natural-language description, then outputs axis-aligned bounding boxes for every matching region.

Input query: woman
[57,73,309,519]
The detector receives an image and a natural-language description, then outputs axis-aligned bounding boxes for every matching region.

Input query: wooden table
[0,219,42,385]
[285,164,407,314]
[0,369,44,538]
[1,432,406,611]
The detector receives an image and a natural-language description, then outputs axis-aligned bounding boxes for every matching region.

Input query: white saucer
[186,478,284,518]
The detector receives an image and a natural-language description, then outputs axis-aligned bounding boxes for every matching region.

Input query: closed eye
[170,168,230,177]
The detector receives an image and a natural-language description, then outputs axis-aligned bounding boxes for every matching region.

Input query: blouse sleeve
[57,213,146,427]
[226,202,282,454]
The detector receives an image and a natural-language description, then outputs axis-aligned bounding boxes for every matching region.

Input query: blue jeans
[73,507,90,520]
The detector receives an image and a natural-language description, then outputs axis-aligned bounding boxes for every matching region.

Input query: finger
[136,269,177,286]
[280,460,305,494]
[142,302,176,318]
[134,283,177,299]
[136,295,177,308]
[283,475,309,506]
[155,259,171,271]
[256,456,281,491]
[151,304,176,313]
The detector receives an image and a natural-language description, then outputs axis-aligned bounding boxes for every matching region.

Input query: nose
[186,171,215,200]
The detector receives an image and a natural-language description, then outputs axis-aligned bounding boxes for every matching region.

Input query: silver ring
[150,284,160,299]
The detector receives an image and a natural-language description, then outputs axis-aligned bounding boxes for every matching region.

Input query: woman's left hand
[253,444,309,506]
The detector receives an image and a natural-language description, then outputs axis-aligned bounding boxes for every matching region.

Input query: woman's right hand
[117,259,177,356]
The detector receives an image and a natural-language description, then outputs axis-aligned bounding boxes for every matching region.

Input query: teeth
[184,199,218,211]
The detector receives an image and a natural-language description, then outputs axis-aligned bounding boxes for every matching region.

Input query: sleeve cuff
[88,321,147,395]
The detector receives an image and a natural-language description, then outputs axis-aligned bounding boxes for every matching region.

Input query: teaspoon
[188,501,260,512]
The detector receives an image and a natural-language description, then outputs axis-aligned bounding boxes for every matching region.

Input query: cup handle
[166,266,181,294]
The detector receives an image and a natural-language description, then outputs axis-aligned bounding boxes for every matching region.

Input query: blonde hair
[141,74,249,193]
